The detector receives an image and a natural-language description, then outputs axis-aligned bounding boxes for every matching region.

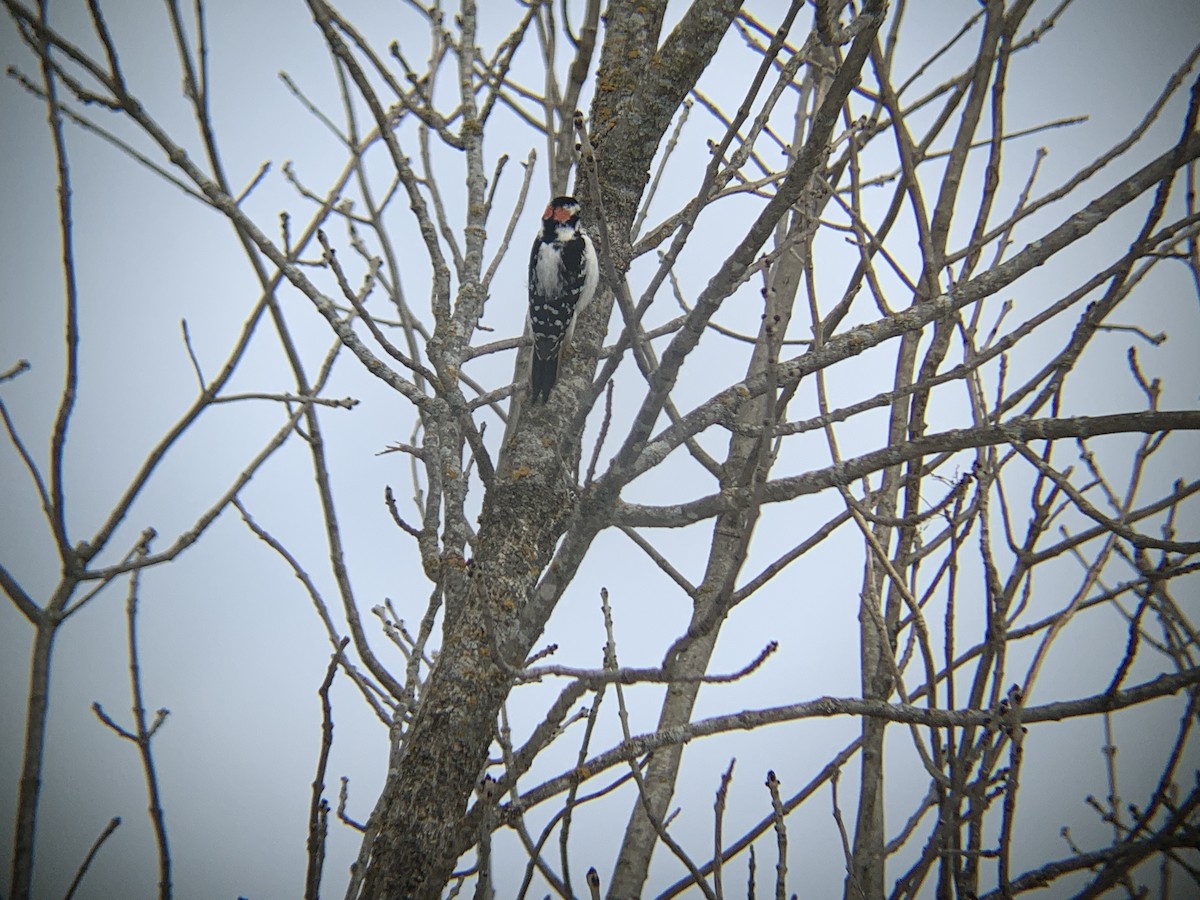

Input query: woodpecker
[528,195,599,403]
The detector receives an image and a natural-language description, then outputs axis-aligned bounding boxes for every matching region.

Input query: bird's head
[544,196,581,225]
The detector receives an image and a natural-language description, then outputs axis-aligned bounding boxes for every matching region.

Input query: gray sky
[2,2,1199,897]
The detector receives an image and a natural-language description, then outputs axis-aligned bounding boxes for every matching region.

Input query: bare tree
[3,1,1198,899]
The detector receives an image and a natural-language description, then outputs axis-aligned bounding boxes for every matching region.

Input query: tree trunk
[353,2,746,894]
[609,178,824,899]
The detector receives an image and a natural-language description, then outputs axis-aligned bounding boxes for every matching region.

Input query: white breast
[534,240,563,295]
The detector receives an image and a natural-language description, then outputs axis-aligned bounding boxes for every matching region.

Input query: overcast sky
[2,2,1199,898]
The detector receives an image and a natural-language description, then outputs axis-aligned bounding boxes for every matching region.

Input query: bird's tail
[530,352,559,404]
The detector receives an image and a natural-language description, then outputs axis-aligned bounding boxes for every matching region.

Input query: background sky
[2,1,1199,898]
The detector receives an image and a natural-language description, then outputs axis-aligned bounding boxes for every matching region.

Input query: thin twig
[305,637,350,899]
[62,816,122,900]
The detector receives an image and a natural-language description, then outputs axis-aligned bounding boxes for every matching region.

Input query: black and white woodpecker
[527,195,599,403]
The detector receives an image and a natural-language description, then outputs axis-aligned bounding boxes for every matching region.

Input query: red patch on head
[545,203,576,223]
